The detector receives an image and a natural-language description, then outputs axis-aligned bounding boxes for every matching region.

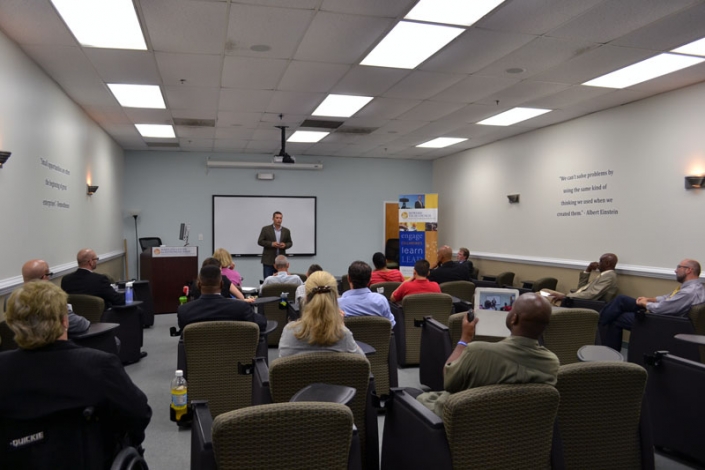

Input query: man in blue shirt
[338,261,395,327]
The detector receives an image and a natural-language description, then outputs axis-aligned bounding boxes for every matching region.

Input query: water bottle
[125,281,134,303]
[279,291,289,310]
[170,370,188,423]
[179,285,189,305]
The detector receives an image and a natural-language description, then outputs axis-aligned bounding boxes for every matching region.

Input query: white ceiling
[1,0,705,160]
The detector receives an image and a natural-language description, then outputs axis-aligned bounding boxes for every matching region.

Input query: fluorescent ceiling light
[312,94,373,118]
[287,131,330,143]
[583,53,705,89]
[478,107,551,126]
[405,0,506,27]
[361,21,464,69]
[417,137,468,148]
[135,124,176,138]
[672,38,705,57]
[108,84,165,109]
[51,0,147,50]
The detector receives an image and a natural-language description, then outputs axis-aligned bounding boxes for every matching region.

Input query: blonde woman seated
[213,247,242,287]
[279,271,364,358]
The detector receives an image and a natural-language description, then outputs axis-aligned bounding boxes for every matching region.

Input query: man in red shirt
[390,259,441,303]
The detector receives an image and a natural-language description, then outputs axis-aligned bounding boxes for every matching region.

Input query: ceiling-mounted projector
[273,125,296,164]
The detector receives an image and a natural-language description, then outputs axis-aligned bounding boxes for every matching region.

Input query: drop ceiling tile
[82,106,133,126]
[260,113,307,126]
[141,0,228,54]
[116,138,149,150]
[331,66,409,96]
[214,127,256,139]
[172,109,217,120]
[123,108,173,124]
[570,89,651,112]
[222,56,288,89]
[342,117,389,129]
[219,89,274,112]
[225,4,314,59]
[383,71,466,100]
[436,104,502,124]
[155,52,223,87]
[354,97,421,119]
[100,124,142,139]
[22,45,102,86]
[522,85,611,109]
[164,87,220,110]
[179,138,214,150]
[176,126,216,139]
[217,111,263,128]
[321,0,415,17]
[60,81,118,107]
[410,121,468,140]
[478,0,606,35]
[246,140,279,152]
[278,61,350,92]
[547,0,697,43]
[265,90,325,115]
[612,3,705,51]
[84,50,161,84]
[214,139,249,151]
[252,128,281,141]
[431,75,520,104]
[232,0,322,8]
[475,80,572,108]
[396,101,468,122]
[0,0,76,46]
[372,120,427,136]
[303,142,347,155]
[295,11,393,64]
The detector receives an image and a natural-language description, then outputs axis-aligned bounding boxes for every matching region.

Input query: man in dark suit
[456,246,475,277]
[177,265,267,330]
[61,248,125,308]
[257,211,293,279]
[429,245,471,284]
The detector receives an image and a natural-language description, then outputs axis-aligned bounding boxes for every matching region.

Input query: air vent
[146,142,180,148]
[300,119,344,129]
[173,118,216,127]
[335,126,377,135]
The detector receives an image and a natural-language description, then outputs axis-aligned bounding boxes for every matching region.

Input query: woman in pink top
[369,252,404,286]
[213,248,242,286]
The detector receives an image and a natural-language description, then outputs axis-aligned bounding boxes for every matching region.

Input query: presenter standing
[258,211,292,279]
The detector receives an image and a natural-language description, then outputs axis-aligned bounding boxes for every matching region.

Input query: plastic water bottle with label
[170,370,189,425]
[125,281,134,303]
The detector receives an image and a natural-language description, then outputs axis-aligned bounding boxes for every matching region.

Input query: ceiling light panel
[51,0,147,50]
[417,137,468,148]
[287,131,330,143]
[361,21,464,70]
[405,0,507,27]
[135,124,176,138]
[671,38,705,57]
[312,94,373,118]
[108,84,166,109]
[478,107,551,126]
[582,53,705,89]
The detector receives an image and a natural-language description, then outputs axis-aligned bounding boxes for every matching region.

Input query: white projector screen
[213,196,316,257]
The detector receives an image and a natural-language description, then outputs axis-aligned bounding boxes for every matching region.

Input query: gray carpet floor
[124,314,701,470]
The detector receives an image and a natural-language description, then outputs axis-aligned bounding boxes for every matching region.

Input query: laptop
[474,287,520,311]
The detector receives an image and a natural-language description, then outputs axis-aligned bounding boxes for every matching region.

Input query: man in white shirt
[259,255,302,294]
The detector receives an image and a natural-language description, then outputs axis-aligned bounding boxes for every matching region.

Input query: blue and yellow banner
[398,193,438,278]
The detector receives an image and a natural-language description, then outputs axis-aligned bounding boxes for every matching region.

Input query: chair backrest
[291,273,307,283]
[688,302,705,363]
[0,406,105,470]
[532,277,558,292]
[495,271,515,288]
[212,402,353,470]
[542,308,599,365]
[439,281,476,302]
[67,294,105,323]
[556,362,649,469]
[447,311,465,346]
[344,316,392,395]
[369,282,401,301]
[138,237,162,251]
[419,317,452,391]
[627,313,700,366]
[131,281,155,327]
[385,238,399,264]
[269,353,370,468]
[183,321,260,417]
[401,293,453,365]
[339,275,350,294]
[443,384,559,469]
[0,320,18,351]
[471,266,479,279]
[260,283,300,346]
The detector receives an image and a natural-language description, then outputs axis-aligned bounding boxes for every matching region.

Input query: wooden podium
[140,246,198,314]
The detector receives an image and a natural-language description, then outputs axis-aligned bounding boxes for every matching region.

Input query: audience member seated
[456,246,474,274]
[279,271,364,358]
[259,255,303,294]
[22,258,89,335]
[0,281,151,455]
[416,293,559,417]
[369,252,404,285]
[213,247,242,287]
[177,265,266,331]
[294,264,323,310]
[599,258,705,351]
[541,253,618,306]
[338,261,396,327]
[428,245,471,284]
[191,257,254,302]
[390,259,441,303]
[61,248,124,308]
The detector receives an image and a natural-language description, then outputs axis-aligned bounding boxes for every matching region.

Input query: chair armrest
[252,356,272,405]
[190,401,216,470]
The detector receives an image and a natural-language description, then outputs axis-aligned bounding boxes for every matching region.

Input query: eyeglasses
[676,265,691,270]
[91,257,99,262]
[43,272,54,278]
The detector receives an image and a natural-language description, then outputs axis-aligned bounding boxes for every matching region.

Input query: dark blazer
[177,294,267,330]
[257,225,293,266]
[428,261,471,284]
[61,268,125,308]
[0,340,151,446]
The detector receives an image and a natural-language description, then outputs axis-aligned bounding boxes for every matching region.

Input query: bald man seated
[416,293,559,417]
[21,259,89,335]
[61,249,125,309]
[541,253,619,306]
[428,245,471,284]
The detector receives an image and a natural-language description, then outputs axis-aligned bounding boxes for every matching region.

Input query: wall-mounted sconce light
[257,172,275,180]
[87,184,99,195]
[507,194,520,203]
[685,176,705,189]
[0,151,11,168]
